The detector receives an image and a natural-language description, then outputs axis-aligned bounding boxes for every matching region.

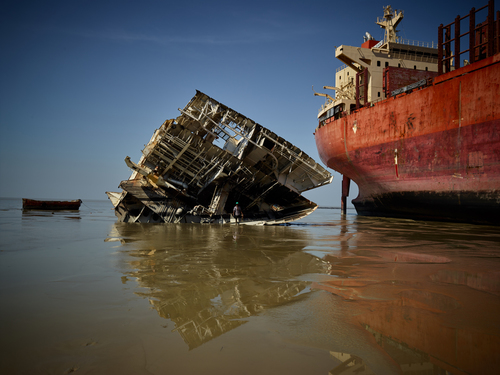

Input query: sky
[0,0,492,206]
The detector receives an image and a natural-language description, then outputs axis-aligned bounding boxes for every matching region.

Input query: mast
[376,5,404,46]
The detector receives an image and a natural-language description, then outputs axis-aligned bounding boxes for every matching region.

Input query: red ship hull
[315,55,500,225]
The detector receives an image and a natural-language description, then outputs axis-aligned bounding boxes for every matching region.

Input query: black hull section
[352,191,500,226]
[112,190,317,225]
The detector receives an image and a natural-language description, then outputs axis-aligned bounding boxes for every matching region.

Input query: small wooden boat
[22,198,82,210]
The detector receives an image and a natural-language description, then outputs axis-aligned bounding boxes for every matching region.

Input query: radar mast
[376,5,404,45]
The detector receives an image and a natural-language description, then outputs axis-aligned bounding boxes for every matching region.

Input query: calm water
[0,198,499,374]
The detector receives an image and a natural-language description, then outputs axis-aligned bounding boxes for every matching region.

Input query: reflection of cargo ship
[313,218,500,374]
[314,1,500,225]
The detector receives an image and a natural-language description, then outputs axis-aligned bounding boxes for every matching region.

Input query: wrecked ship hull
[107,91,332,224]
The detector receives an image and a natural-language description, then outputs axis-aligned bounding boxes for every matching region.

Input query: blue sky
[0,0,490,206]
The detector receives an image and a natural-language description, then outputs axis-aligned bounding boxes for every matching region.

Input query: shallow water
[1,198,499,374]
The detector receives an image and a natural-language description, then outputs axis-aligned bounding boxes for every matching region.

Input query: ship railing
[398,38,437,49]
[369,98,385,106]
[374,37,437,49]
[438,0,499,74]
[318,102,331,115]
[388,51,438,64]
[336,64,347,73]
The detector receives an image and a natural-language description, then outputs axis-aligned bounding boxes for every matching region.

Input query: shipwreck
[107,91,332,224]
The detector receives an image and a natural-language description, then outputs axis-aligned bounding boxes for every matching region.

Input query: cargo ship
[314,1,500,225]
[107,91,332,224]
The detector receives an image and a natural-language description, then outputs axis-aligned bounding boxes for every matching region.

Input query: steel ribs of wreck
[107,91,332,224]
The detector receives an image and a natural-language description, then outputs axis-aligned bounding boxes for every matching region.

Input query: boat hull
[315,55,500,225]
[22,198,82,210]
[353,190,499,225]
[106,188,318,225]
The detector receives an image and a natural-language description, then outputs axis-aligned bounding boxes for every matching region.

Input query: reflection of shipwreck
[107,91,332,224]
[108,223,329,350]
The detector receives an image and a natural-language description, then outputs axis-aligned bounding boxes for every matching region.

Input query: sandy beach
[1,199,499,374]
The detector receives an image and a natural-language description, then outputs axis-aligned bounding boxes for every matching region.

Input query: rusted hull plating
[315,55,500,225]
[107,91,332,224]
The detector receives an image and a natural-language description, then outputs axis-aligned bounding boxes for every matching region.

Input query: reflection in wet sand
[313,217,500,374]
[110,223,329,350]
[107,215,500,374]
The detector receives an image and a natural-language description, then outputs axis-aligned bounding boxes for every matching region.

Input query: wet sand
[1,199,499,374]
